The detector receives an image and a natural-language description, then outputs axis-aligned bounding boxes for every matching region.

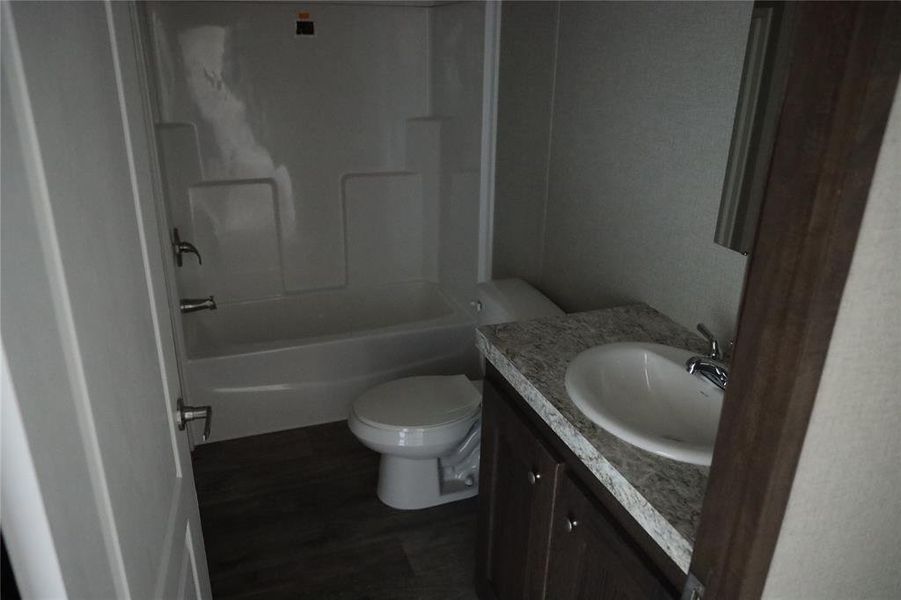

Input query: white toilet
[348,279,563,510]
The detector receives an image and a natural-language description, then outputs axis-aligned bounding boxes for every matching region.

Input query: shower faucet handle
[173,228,202,267]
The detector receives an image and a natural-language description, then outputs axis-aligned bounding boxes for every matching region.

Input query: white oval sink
[564,342,723,466]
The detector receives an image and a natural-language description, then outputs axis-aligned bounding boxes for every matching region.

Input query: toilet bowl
[349,279,563,510]
[348,375,483,510]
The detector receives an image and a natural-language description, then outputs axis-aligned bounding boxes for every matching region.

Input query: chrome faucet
[180,295,217,314]
[696,322,722,361]
[686,356,729,390]
[686,323,729,390]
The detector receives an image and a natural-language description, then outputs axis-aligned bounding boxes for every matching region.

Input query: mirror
[715,2,796,255]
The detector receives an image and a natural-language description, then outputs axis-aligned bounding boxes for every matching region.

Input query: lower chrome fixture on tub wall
[180,296,217,314]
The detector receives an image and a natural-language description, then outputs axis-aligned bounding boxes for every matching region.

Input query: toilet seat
[349,375,482,459]
[352,375,481,431]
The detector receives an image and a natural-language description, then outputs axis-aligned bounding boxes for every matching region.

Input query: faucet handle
[696,323,722,361]
[173,228,202,267]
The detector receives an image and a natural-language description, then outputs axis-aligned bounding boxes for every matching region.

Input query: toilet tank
[476,279,564,326]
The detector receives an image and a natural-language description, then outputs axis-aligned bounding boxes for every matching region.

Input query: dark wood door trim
[690,3,901,598]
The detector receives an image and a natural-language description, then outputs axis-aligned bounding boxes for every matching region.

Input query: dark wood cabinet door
[476,380,564,600]
[545,473,675,600]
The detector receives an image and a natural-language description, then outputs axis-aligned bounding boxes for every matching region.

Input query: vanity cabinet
[476,371,565,599]
[545,474,673,599]
[476,368,680,600]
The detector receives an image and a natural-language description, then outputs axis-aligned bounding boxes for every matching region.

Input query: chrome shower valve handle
[172,227,202,267]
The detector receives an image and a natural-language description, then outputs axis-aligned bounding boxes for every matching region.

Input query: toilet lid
[353,375,481,430]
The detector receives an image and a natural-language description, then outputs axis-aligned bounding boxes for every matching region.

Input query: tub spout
[180,295,217,314]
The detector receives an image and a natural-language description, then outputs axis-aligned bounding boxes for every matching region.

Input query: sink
[564,342,724,466]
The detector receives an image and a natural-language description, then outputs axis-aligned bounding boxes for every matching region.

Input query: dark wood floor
[192,421,480,600]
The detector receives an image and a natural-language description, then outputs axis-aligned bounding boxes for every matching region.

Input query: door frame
[687,3,901,598]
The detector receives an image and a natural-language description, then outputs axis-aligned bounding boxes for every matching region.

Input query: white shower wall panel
[156,122,203,231]
[188,179,282,302]
[430,3,485,172]
[146,2,431,295]
[343,172,432,287]
[405,117,447,279]
[441,171,482,305]
[429,3,485,307]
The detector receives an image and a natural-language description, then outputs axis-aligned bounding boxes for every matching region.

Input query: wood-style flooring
[192,421,480,600]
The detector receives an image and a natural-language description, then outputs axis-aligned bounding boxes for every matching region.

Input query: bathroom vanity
[474,305,712,599]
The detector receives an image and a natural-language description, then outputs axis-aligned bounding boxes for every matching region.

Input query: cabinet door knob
[527,469,542,485]
[565,515,579,533]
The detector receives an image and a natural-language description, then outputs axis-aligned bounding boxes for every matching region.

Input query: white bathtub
[182,282,479,442]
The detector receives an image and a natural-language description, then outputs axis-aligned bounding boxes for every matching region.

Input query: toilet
[348,279,563,510]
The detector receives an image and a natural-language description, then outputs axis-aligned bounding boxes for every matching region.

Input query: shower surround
[144,2,486,441]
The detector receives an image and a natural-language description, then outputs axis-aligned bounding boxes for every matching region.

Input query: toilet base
[376,455,478,510]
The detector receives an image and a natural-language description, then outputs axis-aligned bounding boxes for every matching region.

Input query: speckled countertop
[476,304,710,573]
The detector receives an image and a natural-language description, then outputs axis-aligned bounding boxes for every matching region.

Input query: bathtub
[182,282,479,442]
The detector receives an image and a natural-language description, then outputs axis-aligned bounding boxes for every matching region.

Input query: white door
[1,2,212,598]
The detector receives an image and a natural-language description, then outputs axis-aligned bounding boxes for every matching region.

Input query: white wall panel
[188,179,282,301]
[146,2,431,296]
[344,173,428,286]
[430,2,485,308]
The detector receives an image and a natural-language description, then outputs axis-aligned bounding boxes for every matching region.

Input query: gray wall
[492,1,558,283]
[494,1,752,339]
[762,84,901,599]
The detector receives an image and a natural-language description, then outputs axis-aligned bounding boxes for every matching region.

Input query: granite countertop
[476,304,710,573]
